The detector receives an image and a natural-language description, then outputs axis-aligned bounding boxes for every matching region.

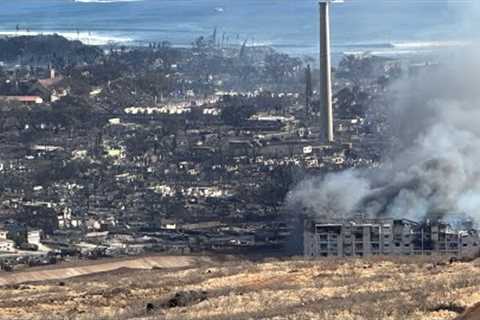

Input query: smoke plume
[288,46,480,224]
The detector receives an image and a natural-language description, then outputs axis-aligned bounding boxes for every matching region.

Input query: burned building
[304,217,480,258]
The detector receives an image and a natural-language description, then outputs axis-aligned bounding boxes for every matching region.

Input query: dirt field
[0,255,213,286]
[1,256,480,320]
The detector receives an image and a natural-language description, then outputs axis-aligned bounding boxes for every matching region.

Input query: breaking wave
[338,40,470,57]
[73,0,143,3]
[392,41,470,49]
[0,30,132,46]
[337,40,469,50]
[334,41,470,49]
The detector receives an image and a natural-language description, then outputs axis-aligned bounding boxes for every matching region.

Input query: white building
[0,240,15,253]
[27,230,42,246]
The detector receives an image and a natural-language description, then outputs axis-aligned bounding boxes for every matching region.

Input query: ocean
[0,0,476,61]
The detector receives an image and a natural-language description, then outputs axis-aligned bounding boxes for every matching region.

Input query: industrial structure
[319,0,334,143]
[304,217,480,258]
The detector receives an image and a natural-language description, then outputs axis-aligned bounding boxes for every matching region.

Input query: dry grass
[0,256,479,320]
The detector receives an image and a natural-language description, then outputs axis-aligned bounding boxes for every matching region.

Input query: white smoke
[288,47,480,224]
[289,170,371,219]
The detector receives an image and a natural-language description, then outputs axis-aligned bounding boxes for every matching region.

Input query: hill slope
[1,256,480,320]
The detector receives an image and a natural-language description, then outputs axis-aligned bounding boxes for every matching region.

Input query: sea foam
[0,30,132,46]
[74,0,143,3]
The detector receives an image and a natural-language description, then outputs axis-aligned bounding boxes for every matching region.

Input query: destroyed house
[304,217,480,258]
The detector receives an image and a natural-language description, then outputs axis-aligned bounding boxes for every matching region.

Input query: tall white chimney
[319,0,334,143]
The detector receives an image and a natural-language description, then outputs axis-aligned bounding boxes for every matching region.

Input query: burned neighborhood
[0,29,409,270]
[2,1,480,319]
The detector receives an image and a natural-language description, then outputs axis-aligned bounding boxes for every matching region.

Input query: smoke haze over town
[2,1,480,319]
[288,2,480,226]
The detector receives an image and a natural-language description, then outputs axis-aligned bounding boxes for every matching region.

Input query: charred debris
[0,34,431,270]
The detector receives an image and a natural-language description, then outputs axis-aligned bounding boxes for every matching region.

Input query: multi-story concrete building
[304,217,480,258]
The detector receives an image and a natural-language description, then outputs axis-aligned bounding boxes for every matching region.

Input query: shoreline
[0,30,469,62]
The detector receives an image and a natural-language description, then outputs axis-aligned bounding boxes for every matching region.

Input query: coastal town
[0,32,424,270]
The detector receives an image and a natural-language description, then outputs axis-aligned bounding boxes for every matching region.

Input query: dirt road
[0,255,210,286]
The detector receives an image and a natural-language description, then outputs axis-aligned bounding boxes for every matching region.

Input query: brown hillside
[456,302,480,320]
[1,256,480,320]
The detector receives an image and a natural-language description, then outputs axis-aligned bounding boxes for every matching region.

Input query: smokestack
[319,0,334,143]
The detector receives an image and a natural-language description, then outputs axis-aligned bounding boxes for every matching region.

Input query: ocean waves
[338,40,470,57]
[0,28,470,60]
[0,30,133,46]
[74,0,144,3]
